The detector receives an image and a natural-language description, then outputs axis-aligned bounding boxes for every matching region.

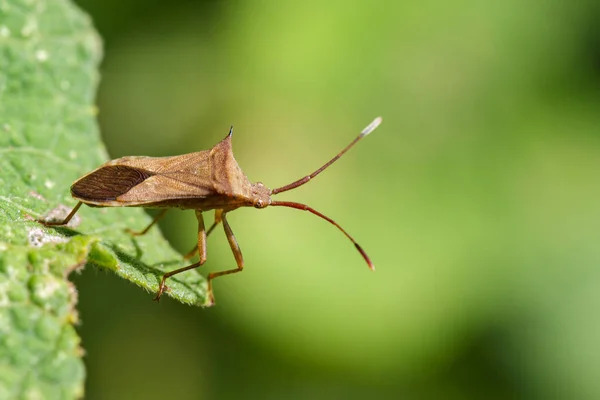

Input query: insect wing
[71,152,215,205]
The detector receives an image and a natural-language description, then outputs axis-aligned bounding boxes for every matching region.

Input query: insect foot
[204,287,216,307]
[36,202,83,228]
[153,280,170,302]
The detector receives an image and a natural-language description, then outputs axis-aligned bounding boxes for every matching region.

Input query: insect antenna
[269,117,382,271]
[270,116,382,195]
[269,200,375,270]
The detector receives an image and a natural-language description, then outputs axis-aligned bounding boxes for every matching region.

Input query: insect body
[38,117,382,306]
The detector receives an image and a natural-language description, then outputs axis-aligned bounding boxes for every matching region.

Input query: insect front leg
[126,209,168,236]
[183,209,224,260]
[206,212,244,306]
[37,202,83,226]
[154,210,207,302]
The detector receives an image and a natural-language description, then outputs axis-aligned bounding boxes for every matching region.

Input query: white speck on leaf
[44,179,54,189]
[0,26,10,37]
[28,227,68,247]
[35,49,49,62]
[35,277,61,300]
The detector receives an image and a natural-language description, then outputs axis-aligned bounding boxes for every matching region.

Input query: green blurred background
[70,0,600,398]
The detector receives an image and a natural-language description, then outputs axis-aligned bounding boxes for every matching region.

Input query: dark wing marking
[71,165,154,201]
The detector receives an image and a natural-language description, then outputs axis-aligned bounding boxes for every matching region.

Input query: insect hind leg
[154,210,207,302]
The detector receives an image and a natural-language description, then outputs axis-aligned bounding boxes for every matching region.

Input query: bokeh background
[70,0,600,398]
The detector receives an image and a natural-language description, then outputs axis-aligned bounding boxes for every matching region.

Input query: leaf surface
[0,0,208,397]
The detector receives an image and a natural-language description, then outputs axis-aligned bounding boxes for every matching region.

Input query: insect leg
[37,202,83,226]
[183,209,224,260]
[126,209,168,236]
[206,212,244,306]
[153,210,207,302]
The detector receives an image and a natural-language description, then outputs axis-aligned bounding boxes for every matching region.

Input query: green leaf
[0,0,208,397]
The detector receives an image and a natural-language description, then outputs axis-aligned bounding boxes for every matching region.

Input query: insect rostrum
[38,117,382,306]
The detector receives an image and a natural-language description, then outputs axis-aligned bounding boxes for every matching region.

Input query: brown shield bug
[38,117,382,305]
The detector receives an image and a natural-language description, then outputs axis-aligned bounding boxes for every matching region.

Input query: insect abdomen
[71,165,154,202]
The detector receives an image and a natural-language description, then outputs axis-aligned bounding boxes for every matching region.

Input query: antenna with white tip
[271,117,382,195]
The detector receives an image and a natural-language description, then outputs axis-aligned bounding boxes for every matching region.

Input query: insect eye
[255,199,264,208]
